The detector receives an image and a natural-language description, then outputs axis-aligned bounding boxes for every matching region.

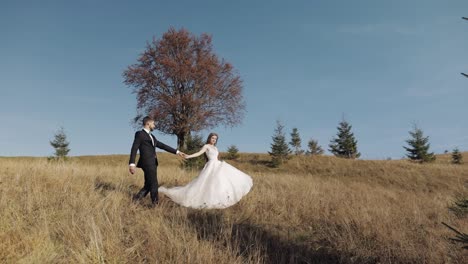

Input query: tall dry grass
[0,153,467,263]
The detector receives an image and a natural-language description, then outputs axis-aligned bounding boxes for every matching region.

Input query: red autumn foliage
[123,28,245,148]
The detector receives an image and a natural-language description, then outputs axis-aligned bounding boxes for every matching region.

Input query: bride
[159,133,253,209]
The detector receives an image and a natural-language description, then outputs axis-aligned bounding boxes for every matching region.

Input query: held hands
[177,151,188,159]
[178,152,191,159]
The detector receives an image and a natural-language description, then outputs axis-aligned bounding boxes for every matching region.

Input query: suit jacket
[129,130,177,168]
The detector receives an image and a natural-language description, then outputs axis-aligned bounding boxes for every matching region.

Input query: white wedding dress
[159,145,253,209]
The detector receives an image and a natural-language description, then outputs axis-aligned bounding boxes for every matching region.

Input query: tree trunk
[177,133,185,150]
[177,131,190,150]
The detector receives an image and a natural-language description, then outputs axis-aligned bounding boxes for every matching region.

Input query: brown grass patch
[0,153,467,263]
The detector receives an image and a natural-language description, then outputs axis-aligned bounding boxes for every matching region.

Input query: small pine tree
[449,195,468,217]
[226,145,240,160]
[182,134,205,170]
[50,127,70,160]
[452,147,463,164]
[306,139,324,155]
[328,119,360,159]
[403,125,435,163]
[269,121,291,167]
[289,128,304,155]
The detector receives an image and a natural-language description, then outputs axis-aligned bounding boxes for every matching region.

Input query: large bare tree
[123,28,246,149]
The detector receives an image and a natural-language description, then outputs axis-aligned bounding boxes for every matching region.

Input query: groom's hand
[177,151,186,158]
[129,165,136,174]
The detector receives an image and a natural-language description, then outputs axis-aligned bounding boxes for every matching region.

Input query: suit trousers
[135,165,159,204]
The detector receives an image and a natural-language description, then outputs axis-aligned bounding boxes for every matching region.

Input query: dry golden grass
[0,153,467,263]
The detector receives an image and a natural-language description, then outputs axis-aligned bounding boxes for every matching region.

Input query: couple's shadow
[94,179,370,263]
[183,210,356,264]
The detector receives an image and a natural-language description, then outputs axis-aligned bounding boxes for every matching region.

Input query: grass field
[0,153,467,263]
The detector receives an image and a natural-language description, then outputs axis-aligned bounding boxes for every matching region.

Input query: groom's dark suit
[129,129,177,204]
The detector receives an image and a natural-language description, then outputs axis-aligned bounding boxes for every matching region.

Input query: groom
[129,116,185,206]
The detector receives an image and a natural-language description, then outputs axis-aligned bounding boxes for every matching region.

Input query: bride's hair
[204,133,218,162]
[205,133,219,145]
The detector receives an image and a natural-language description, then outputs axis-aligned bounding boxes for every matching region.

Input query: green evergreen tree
[403,125,435,163]
[269,121,291,167]
[181,134,205,170]
[50,127,70,160]
[226,145,240,160]
[452,147,463,164]
[289,128,303,155]
[306,139,324,155]
[328,119,360,159]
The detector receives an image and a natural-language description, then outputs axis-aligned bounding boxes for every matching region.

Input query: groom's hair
[142,116,154,126]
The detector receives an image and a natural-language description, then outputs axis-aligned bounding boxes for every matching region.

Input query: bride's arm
[185,145,208,159]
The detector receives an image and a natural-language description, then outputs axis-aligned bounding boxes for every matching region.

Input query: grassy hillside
[0,153,467,263]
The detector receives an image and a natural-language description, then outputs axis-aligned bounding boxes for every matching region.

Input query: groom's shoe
[133,189,149,202]
[150,200,159,208]
[132,195,146,204]
[132,194,142,202]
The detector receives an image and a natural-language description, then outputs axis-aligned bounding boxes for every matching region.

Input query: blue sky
[1,0,467,159]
